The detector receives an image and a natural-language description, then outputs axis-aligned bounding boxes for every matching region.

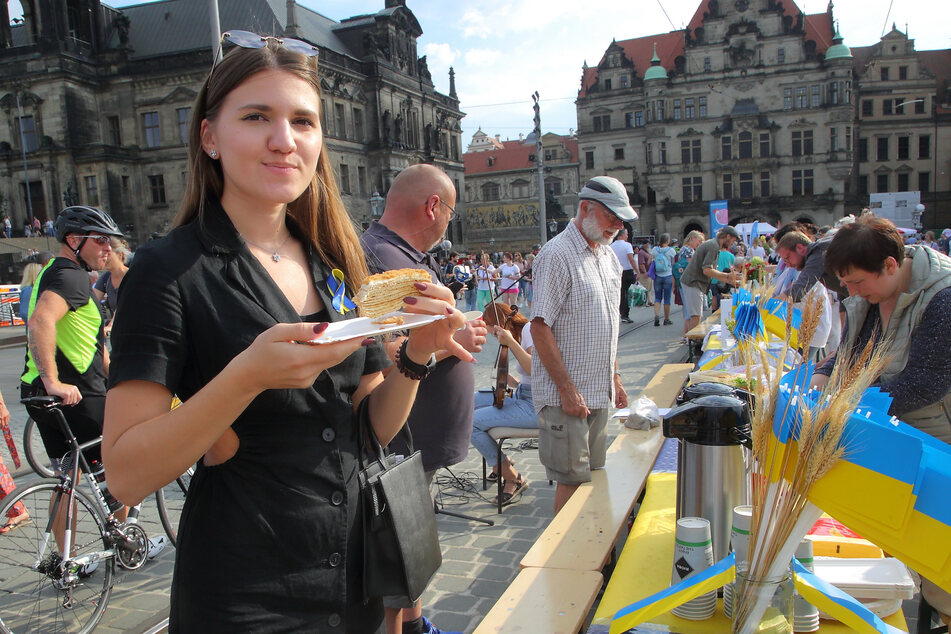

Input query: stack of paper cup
[721,296,733,329]
[723,504,753,619]
[671,517,717,620]
[793,539,820,632]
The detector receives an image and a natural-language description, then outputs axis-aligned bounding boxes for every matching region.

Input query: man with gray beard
[530,176,636,513]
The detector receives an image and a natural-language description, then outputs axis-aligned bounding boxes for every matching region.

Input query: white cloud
[460,8,492,39]
[423,42,457,68]
[464,48,502,67]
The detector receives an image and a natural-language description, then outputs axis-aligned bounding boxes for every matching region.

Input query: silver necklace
[242,233,291,262]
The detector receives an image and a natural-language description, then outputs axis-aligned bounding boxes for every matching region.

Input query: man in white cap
[530,176,636,513]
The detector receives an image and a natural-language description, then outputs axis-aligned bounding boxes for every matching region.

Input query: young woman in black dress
[102,34,470,633]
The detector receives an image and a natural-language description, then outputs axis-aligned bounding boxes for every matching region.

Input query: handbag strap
[355,395,416,474]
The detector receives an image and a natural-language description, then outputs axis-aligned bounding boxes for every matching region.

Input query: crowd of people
[438,247,538,314]
[0,28,947,634]
[0,215,55,238]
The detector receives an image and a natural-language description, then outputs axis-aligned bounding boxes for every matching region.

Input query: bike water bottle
[89,460,123,513]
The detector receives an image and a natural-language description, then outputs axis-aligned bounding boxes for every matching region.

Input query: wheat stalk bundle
[732,309,892,633]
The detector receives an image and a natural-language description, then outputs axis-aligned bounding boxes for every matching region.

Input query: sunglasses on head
[216,30,319,63]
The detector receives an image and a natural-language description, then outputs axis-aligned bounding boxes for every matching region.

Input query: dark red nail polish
[313,322,329,334]
[413,282,428,290]
[403,296,418,305]
[360,337,375,346]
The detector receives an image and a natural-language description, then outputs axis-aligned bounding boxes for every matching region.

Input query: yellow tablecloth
[591,473,908,632]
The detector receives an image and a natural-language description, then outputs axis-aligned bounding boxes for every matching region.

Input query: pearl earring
[209,150,218,159]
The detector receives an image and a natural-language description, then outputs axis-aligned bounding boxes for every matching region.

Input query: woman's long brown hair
[174,41,368,287]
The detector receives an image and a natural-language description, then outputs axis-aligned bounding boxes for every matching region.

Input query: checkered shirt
[531,220,622,412]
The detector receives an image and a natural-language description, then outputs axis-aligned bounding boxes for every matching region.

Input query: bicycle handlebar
[20,395,63,407]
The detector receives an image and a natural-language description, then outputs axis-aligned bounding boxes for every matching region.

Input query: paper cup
[670,518,717,619]
[671,517,714,585]
[724,505,754,618]
[793,539,819,631]
[723,581,734,619]
[731,504,754,566]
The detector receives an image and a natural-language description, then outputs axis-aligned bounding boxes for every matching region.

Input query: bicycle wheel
[23,418,56,478]
[155,466,192,547]
[0,481,115,634]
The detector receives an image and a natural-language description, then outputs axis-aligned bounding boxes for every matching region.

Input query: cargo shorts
[537,406,609,485]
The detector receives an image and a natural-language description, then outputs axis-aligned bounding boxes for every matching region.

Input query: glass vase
[731,563,793,634]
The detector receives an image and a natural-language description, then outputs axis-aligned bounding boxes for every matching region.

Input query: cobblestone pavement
[0,303,691,632]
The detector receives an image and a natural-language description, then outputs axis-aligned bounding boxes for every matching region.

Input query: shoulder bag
[358,409,442,603]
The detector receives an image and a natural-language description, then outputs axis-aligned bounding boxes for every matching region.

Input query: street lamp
[369,191,384,218]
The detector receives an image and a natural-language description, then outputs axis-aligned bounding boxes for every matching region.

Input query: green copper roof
[825,28,852,60]
[644,43,668,80]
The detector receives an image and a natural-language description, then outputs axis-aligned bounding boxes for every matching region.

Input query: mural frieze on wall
[466,202,540,230]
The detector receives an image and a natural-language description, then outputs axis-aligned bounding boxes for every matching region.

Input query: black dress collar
[193,199,345,324]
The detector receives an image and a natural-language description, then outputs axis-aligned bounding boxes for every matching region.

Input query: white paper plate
[812,557,915,600]
[307,312,446,344]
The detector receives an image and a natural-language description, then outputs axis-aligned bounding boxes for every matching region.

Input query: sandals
[0,514,31,534]
[486,471,500,484]
[492,475,529,507]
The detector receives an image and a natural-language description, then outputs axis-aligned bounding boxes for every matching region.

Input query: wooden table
[685,310,720,361]
[590,474,909,633]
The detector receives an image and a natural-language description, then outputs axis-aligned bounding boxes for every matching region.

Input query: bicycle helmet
[54,206,123,243]
[54,206,124,271]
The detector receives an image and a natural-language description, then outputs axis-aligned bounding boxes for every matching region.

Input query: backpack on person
[653,247,673,275]
[672,249,689,283]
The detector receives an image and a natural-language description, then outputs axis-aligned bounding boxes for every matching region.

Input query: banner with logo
[709,200,729,235]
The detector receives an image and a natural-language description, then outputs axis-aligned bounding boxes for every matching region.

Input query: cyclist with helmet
[21,206,124,487]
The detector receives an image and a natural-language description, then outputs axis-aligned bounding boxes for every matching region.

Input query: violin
[486,302,518,409]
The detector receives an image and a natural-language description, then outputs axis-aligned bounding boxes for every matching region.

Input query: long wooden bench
[519,363,692,572]
[472,363,692,633]
[472,568,603,634]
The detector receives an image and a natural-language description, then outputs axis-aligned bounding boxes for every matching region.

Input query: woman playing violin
[472,303,533,506]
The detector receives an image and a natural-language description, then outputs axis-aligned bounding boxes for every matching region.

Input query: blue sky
[8,1,950,148]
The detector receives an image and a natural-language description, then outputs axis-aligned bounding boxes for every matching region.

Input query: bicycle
[0,396,189,633]
[22,405,192,547]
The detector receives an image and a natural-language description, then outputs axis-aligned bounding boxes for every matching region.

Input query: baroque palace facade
[0,0,464,244]
[462,129,579,254]
[576,0,951,238]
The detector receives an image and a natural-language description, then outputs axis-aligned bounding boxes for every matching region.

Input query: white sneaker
[147,536,168,560]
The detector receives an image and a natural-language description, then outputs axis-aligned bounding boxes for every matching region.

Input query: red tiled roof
[580,31,684,97]
[687,0,713,32]
[581,0,837,98]
[463,136,578,175]
[804,12,833,53]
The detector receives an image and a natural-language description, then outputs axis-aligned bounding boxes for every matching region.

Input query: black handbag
[358,415,442,603]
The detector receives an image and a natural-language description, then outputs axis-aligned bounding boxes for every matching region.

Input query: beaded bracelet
[395,339,436,381]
